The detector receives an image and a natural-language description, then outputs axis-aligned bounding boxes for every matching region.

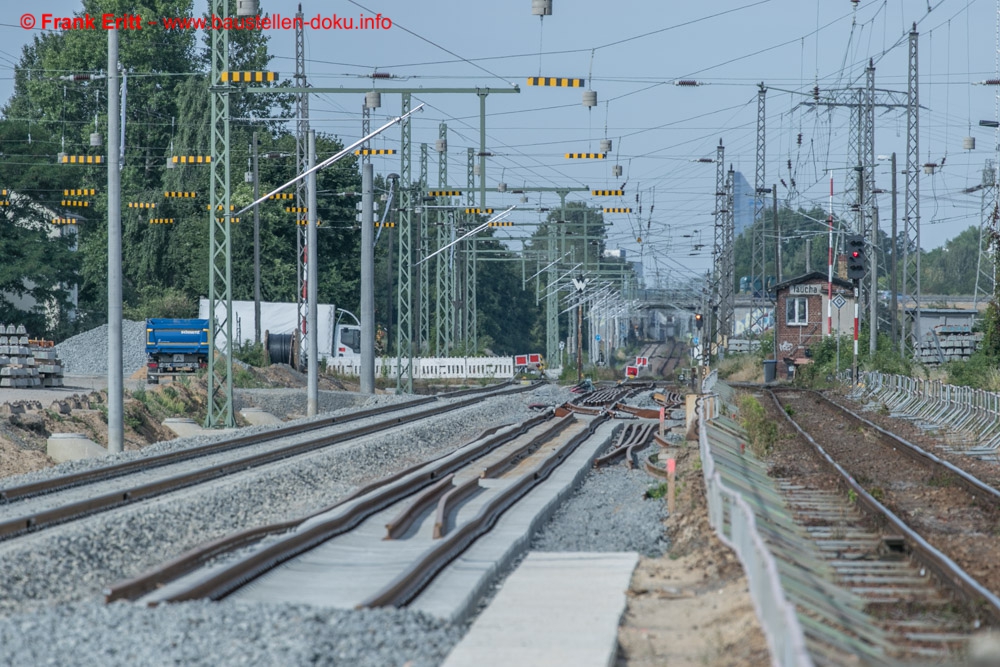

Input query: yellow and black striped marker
[592,189,623,196]
[269,193,295,200]
[128,202,156,209]
[149,218,174,224]
[172,155,211,164]
[353,149,396,155]
[51,218,77,224]
[296,219,322,226]
[61,200,90,207]
[375,222,395,228]
[64,188,95,196]
[0,201,9,206]
[60,155,103,164]
[565,153,606,159]
[217,217,240,223]
[488,221,513,227]
[603,207,632,213]
[527,77,584,87]
[0,190,7,196]
[285,206,308,213]
[465,208,493,214]
[428,190,461,197]
[221,71,278,83]
[206,204,236,211]
[165,191,197,198]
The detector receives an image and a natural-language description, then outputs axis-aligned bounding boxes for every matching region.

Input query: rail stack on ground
[0,324,64,388]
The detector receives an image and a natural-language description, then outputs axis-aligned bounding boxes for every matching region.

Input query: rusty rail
[769,389,1000,623]
[433,477,481,539]
[2,383,540,541]
[0,380,530,505]
[385,475,455,540]
[480,415,575,478]
[358,412,611,608]
[791,389,1000,504]
[106,410,554,603]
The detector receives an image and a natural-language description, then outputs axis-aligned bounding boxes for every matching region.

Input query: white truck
[197,298,361,365]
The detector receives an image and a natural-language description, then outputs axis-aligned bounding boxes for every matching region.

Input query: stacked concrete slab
[0,324,64,388]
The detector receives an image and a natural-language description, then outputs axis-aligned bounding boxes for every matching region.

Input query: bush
[123,286,197,320]
[232,341,268,368]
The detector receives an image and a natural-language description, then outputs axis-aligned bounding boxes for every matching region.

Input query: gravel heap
[235,387,411,417]
[531,445,669,557]
[55,320,148,375]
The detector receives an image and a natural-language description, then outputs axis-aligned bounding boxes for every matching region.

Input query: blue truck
[145,318,210,384]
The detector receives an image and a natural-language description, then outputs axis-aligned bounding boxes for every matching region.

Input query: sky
[1,0,999,288]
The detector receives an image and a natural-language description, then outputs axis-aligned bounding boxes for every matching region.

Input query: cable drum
[265,332,295,366]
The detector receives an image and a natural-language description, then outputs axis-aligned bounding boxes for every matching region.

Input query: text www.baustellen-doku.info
[20,12,392,31]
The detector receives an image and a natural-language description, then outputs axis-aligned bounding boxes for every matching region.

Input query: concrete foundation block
[47,433,106,463]
[162,418,206,437]
[240,408,282,426]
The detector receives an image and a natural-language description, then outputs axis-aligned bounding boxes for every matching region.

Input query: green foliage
[737,394,777,457]
[232,341,268,368]
[944,352,1000,390]
[645,482,669,500]
[232,365,267,389]
[123,286,197,320]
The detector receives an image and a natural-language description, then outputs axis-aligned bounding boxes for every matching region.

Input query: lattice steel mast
[903,24,921,354]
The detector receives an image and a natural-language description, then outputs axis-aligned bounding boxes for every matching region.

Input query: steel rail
[113,410,555,604]
[797,389,1000,504]
[623,423,656,469]
[768,389,1000,623]
[1,383,538,541]
[479,415,575,478]
[359,412,611,609]
[432,477,481,539]
[0,380,523,504]
[384,475,455,540]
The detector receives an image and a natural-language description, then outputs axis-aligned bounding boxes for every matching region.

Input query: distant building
[772,271,855,378]
[732,171,756,236]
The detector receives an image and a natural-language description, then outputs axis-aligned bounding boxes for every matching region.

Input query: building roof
[774,271,852,291]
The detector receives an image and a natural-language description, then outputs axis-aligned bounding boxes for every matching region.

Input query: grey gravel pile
[0,600,461,667]
[55,320,148,375]
[235,387,411,417]
[531,446,670,557]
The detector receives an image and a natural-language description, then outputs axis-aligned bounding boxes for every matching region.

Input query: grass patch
[737,394,777,457]
[646,482,669,500]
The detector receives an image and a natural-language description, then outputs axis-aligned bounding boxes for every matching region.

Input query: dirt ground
[618,445,771,666]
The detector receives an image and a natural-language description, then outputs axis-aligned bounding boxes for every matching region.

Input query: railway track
[759,387,1000,660]
[107,408,618,617]
[0,381,539,541]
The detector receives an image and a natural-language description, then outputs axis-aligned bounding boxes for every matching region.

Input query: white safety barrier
[698,397,813,667]
[854,371,1000,455]
[326,356,517,380]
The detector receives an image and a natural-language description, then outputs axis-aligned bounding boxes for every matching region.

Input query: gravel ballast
[530,446,670,557]
[0,383,675,665]
[55,320,148,375]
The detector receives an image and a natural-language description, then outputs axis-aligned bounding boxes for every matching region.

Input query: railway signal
[846,235,866,280]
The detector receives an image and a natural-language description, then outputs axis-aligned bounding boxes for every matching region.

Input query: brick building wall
[773,277,854,377]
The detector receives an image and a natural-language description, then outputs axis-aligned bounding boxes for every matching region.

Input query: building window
[786,297,808,326]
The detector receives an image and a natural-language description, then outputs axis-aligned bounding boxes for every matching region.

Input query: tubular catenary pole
[360,163,375,394]
[306,131,318,417]
[827,173,834,336]
[107,27,123,453]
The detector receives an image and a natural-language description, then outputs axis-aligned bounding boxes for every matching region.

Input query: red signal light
[851,251,860,258]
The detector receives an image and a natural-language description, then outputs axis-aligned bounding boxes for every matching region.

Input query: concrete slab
[161,418,205,437]
[239,407,282,426]
[442,551,639,667]
[46,433,106,463]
